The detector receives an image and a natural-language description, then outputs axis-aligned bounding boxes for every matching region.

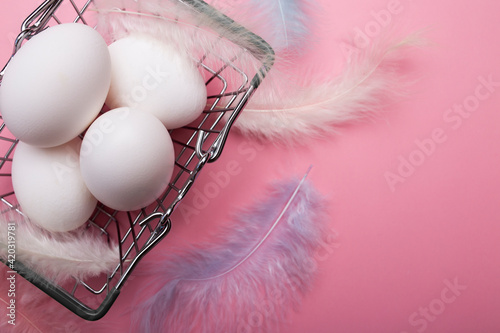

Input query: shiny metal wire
[0,0,273,320]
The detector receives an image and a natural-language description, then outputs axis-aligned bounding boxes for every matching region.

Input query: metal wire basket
[0,0,274,320]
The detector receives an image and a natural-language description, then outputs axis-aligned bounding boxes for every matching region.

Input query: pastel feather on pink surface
[236,35,421,144]
[206,0,314,54]
[0,204,119,282]
[132,171,333,333]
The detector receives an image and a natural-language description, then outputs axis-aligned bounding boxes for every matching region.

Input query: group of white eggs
[0,23,207,233]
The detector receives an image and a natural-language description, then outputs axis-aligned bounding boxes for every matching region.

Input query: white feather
[234,35,422,144]
[0,207,119,282]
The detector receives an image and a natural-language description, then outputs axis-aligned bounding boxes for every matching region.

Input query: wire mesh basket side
[0,0,274,320]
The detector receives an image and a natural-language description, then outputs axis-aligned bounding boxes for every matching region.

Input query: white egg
[0,23,111,148]
[80,107,175,211]
[12,139,97,232]
[106,33,207,129]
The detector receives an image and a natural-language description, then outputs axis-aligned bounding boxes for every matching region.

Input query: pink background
[1,0,500,332]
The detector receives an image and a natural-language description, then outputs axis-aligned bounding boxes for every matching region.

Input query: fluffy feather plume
[248,0,311,52]
[132,172,333,333]
[235,35,421,143]
[0,206,119,282]
[206,0,315,54]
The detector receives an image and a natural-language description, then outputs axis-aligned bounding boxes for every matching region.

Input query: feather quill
[0,206,119,282]
[235,35,421,143]
[132,171,332,333]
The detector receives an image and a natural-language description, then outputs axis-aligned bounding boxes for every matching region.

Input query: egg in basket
[0,0,274,320]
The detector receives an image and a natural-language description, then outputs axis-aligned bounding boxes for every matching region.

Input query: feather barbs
[233,35,422,144]
[0,205,120,282]
[132,172,333,333]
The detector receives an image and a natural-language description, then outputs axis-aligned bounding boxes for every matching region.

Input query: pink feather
[131,171,333,333]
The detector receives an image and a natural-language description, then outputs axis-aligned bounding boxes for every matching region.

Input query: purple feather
[132,171,331,333]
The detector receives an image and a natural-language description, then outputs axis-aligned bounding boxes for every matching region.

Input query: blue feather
[248,0,312,52]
